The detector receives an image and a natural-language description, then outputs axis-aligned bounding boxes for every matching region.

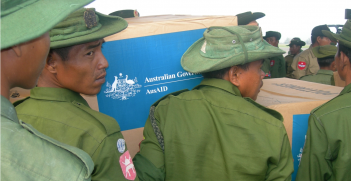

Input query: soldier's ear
[11,45,22,57]
[46,52,58,73]
[228,66,241,87]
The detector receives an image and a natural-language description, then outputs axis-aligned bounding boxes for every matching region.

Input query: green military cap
[236,11,265,25]
[312,45,337,58]
[288,37,306,46]
[311,24,331,37]
[323,20,351,49]
[263,31,281,40]
[109,9,140,18]
[181,26,285,73]
[1,0,93,50]
[50,8,128,49]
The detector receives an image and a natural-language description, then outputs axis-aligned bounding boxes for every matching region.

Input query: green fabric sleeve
[133,153,165,181]
[266,129,294,181]
[279,55,287,77]
[133,118,165,180]
[91,132,137,181]
[262,58,271,79]
[331,74,335,86]
[296,114,332,180]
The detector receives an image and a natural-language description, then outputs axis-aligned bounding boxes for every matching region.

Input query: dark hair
[202,63,250,79]
[49,46,73,61]
[338,43,351,63]
[317,56,334,67]
[311,35,327,44]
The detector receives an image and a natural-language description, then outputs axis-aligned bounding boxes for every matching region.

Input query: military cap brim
[50,9,128,49]
[322,20,351,48]
[263,31,281,40]
[109,9,139,18]
[288,41,306,46]
[181,26,285,73]
[1,0,94,50]
[237,12,265,25]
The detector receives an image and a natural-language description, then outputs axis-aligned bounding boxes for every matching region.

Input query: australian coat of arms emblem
[104,73,142,100]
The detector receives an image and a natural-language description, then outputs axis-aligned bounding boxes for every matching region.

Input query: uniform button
[77,103,81,106]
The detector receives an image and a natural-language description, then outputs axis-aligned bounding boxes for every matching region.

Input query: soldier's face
[289,45,301,55]
[266,37,279,47]
[335,44,348,81]
[236,60,264,100]
[247,20,259,26]
[318,36,331,46]
[53,39,108,95]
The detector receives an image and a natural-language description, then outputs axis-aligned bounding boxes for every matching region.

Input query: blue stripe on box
[291,114,309,181]
[97,29,206,131]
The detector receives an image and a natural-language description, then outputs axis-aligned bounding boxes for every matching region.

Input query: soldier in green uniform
[291,25,332,79]
[285,38,305,78]
[133,26,293,180]
[299,45,337,85]
[296,19,351,180]
[14,8,139,181]
[263,31,286,78]
[1,0,95,180]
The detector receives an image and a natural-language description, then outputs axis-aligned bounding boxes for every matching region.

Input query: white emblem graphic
[104,73,142,100]
[119,151,136,180]
[117,139,126,153]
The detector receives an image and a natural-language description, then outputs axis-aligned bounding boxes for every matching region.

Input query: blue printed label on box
[291,114,309,181]
[97,29,206,131]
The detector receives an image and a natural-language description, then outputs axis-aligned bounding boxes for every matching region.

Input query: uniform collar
[194,78,283,121]
[194,78,242,97]
[29,87,90,107]
[1,95,19,123]
[308,45,316,58]
[317,69,334,75]
[340,83,351,95]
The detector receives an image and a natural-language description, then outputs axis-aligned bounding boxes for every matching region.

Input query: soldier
[263,31,286,78]
[133,26,293,180]
[1,0,95,180]
[235,11,271,78]
[291,25,332,79]
[296,19,351,180]
[236,11,265,26]
[285,38,306,78]
[299,45,337,85]
[14,8,139,181]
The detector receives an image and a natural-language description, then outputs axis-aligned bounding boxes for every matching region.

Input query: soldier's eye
[86,51,94,56]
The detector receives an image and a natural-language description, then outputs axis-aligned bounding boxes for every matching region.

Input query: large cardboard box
[257,78,343,143]
[96,15,238,157]
[257,78,343,180]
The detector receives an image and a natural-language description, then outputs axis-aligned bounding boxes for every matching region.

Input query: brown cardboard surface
[333,71,346,87]
[121,127,144,158]
[257,78,342,107]
[105,15,237,41]
[267,100,328,145]
[257,78,343,145]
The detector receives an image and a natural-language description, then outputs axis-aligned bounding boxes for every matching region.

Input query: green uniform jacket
[291,45,319,79]
[285,54,295,78]
[133,78,294,181]
[1,96,94,181]
[262,58,272,79]
[299,69,335,86]
[296,83,351,180]
[14,88,138,181]
[269,54,286,78]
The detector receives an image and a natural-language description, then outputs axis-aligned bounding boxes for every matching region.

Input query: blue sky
[86,0,350,44]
